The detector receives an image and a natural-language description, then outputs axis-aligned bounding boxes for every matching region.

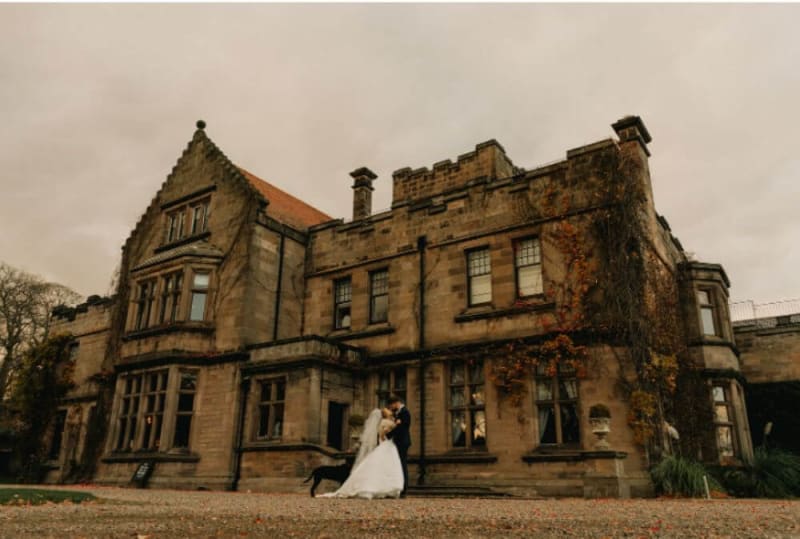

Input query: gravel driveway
[1,485,799,538]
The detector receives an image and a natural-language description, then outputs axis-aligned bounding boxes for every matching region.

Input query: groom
[386,395,411,497]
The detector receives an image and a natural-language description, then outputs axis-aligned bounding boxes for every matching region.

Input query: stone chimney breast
[350,167,377,221]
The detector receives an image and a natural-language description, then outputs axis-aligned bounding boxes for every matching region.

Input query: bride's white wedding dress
[318,409,404,499]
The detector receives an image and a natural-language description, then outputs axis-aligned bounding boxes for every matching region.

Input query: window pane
[515,238,541,266]
[470,386,485,406]
[193,273,209,289]
[335,305,351,329]
[560,403,580,443]
[180,373,197,391]
[469,361,484,384]
[717,426,734,457]
[715,404,730,423]
[371,270,388,295]
[471,410,487,446]
[712,386,726,403]
[275,380,285,401]
[174,415,192,448]
[272,404,284,437]
[335,279,351,303]
[450,362,465,385]
[379,372,390,391]
[470,274,492,305]
[258,405,270,438]
[190,292,207,321]
[559,379,578,400]
[536,379,553,401]
[451,411,467,447]
[371,294,388,323]
[467,249,491,276]
[450,387,465,407]
[178,393,194,412]
[393,368,406,390]
[538,406,556,444]
[701,307,716,335]
[696,290,710,305]
[518,264,543,296]
[261,382,271,402]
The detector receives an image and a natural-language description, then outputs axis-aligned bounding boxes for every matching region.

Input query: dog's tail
[303,473,313,483]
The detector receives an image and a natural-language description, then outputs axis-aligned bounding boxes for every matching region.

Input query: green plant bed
[650,456,722,497]
[0,488,96,505]
[711,447,800,499]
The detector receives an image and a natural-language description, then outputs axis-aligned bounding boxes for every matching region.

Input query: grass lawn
[0,488,96,505]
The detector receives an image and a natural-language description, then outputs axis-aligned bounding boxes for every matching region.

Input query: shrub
[715,447,800,498]
[589,404,611,418]
[650,455,721,497]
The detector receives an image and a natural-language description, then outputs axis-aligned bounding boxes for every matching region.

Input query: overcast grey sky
[1,4,798,304]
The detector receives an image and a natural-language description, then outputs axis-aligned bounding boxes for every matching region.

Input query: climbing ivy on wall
[6,333,75,482]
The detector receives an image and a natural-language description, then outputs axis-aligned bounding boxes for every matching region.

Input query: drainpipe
[417,235,427,485]
[231,376,250,491]
[272,231,286,341]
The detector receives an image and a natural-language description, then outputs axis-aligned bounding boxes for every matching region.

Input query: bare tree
[0,262,81,397]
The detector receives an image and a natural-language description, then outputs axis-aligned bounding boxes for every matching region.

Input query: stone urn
[588,404,611,450]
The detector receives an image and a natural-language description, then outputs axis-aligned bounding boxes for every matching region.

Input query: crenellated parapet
[391,139,519,207]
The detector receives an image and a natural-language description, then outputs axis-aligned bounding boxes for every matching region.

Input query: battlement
[391,139,518,206]
[52,294,115,322]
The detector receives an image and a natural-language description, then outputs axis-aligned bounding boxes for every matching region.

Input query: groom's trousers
[397,444,409,494]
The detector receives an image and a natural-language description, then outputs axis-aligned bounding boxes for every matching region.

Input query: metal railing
[730,299,800,328]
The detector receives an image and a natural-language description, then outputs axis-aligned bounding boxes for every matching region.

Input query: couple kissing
[318,395,410,499]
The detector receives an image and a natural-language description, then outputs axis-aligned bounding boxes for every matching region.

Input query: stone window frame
[108,366,198,455]
[466,246,492,307]
[158,271,184,325]
[163,196,212,247]
[134,279,157,330]
[333,277,352,330]
[448,359,487,450]
[128,265,215,333]
[376,367,406,409]
[189,270,211,322]
[712,382,739,461]
[513,236,544,299]
[252,376,286,442]
[190,199,211,236]
[534,363,581,447]
[368,268,389,324]
[697,288,718,337]
[173,370,198,450]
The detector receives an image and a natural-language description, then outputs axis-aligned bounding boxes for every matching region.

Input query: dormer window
[163,197,211,245]
[166,211,185,243]
[191,201,209,235]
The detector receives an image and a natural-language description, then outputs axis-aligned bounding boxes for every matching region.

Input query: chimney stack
[350,167,377,221]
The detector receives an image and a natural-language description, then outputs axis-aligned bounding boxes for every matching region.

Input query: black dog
[303,461,352,497]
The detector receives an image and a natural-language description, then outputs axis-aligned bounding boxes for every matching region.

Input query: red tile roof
[237,167,332,230]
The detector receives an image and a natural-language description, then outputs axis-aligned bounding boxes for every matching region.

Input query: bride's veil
[353,408,381,469]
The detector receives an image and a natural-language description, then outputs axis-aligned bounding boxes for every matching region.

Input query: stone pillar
[350,167,377,221]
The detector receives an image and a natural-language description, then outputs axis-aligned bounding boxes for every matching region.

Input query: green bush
[715,447,800,498]
[650,455,721,497]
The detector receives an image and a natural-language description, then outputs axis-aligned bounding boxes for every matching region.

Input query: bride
[317,408,404,499]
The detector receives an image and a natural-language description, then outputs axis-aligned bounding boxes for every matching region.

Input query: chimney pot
[350,167,377,220]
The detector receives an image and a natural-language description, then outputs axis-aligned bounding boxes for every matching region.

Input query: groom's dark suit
[387,405,411,495]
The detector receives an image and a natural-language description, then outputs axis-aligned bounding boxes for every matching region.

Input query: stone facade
[44,117,753,497]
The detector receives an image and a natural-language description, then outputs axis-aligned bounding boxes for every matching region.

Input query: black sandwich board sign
[131,460,155,488]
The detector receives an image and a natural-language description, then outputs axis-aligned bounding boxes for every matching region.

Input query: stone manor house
[43,116,755,497]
